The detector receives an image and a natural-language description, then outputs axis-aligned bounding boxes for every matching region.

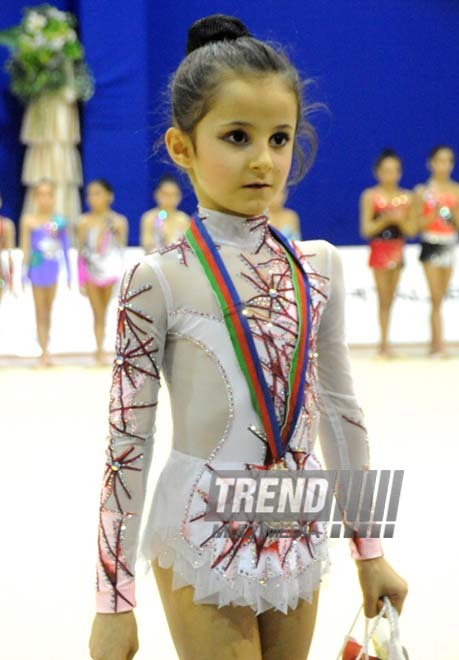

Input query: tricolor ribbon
[185,211,311,464]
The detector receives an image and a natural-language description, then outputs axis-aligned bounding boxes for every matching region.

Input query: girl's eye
[270,132,290,147]
[221,130,291,147]
[223,130,249,145]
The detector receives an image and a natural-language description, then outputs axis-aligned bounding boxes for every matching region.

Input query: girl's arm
[116,214,128,247]
[19,214,32,283]
[5,219,15,289]
[399,191,417,237]
[76,216,90,288]
[412,184,431,232]
[140,211,153,250]
[452,184,459,229]
[59,218,72,284]
[95,258,168,613]
[359,189,395,239]
[76,215,88,252]
[315,242,383,560]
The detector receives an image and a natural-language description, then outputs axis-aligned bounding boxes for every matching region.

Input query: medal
[185,210,311,465]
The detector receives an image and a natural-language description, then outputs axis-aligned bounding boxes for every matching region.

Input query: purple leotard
[28,215,71,287]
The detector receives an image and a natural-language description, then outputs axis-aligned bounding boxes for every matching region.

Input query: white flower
[26,11,47,32]
[47,8,67,22]
[50,36,66,51]
[66,29,77,43]
[32,34,47,48]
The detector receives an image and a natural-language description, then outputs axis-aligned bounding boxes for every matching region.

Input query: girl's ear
[165,127,194,170]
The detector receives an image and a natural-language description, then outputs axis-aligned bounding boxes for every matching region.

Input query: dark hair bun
[186,14,251,55]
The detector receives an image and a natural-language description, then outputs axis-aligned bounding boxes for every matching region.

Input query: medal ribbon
[185,212,311,462]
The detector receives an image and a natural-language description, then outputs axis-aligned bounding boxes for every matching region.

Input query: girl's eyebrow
[218,120,294,130]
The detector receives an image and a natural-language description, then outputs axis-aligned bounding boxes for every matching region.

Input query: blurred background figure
[0,192,15,303]
[77,179,128,364]
[360,150,414,358]
[268,186,301,241]
[140,174,189,253]
[413,145,459,358]
[19,179,71,367]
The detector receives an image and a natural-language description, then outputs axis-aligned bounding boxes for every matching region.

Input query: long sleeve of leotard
[316,242,383,560]
[95,258,168,612]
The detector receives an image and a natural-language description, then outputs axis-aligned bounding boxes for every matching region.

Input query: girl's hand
[356,556,408,618]
[89,611,139,660]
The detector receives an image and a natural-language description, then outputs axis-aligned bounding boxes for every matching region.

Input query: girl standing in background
[140,173,190,253]
[20,179,71,366]
[413,145,459,357]
[360,150,414,357]
[77,179,128,364]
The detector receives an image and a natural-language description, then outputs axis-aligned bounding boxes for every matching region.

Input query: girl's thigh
[422,263,452,302]
[257,587,321,660]
[151,559,262,660]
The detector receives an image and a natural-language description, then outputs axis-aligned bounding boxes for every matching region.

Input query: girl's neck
[90,209,111,220]
[35,211,53,223]
[197,205,270,253]
[429,176,451,187]
[377,184,400,195]
[156,207,179,219]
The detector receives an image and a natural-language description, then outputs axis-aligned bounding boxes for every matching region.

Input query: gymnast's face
[166,74,297,217]
[375,157,402,187]
[154,181,181,212]
[428,148,455,180]
[33,182,54,214]
[87,183,113,213]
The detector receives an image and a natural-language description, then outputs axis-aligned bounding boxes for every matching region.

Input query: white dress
[95,205,379,615]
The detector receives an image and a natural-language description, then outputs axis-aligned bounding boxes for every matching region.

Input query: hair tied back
[186,14,252,55]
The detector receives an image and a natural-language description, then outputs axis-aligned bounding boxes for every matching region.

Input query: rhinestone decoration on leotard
[158,236,192,265]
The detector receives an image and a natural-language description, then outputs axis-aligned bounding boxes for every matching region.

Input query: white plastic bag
[337,596,409,660]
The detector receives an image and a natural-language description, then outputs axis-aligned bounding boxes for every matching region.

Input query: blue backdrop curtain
[1,0,459,246]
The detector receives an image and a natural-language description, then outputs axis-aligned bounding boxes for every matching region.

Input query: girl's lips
[243,183,271,188]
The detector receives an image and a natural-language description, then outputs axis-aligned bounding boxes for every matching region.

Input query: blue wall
[1,0,459,245]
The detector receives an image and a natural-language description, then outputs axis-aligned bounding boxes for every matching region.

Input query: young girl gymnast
[20,179,71,366]
[413,145,459,357]
[360,150,414,357]
[77,179,128,364]
[90,14,408,660]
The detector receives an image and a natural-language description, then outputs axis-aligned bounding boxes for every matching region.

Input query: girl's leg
[373,268,401,356]
[31,283,57,366]
[86,282,113,363]
[257,588,320,660]
[151,559,263,660]
[422,262,452,354]
[100,283,114,360]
